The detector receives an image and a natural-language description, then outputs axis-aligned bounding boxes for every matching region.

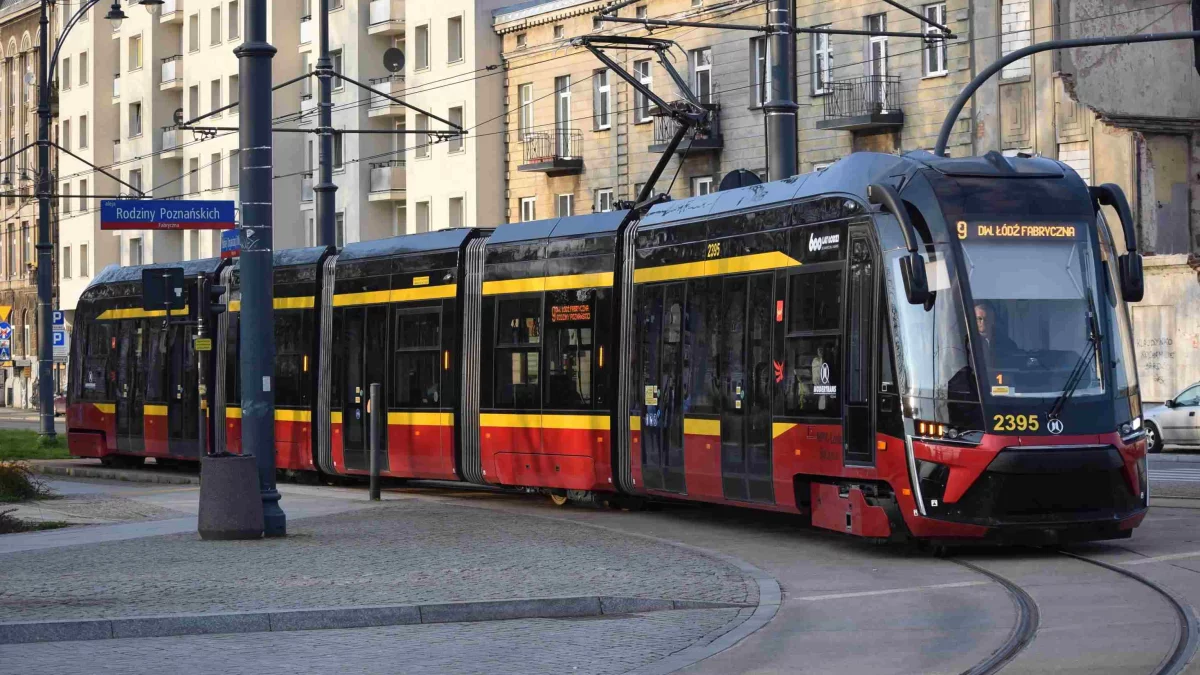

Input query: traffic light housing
[207,283,228,316]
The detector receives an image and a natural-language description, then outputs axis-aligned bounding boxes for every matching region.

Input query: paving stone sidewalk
[0,500,757,622]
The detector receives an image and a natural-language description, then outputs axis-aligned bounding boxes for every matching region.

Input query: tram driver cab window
[494,297,541,409]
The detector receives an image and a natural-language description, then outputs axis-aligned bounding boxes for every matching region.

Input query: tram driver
[974,301,1019,367]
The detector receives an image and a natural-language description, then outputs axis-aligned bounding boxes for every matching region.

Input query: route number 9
[957,221,968,239]
[992,414,1040,432]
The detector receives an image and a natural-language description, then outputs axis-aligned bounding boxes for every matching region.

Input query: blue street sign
[0,345,9,362]
[220,228,241,258]
[100,199,236,231]
[53,331,66,347]
[0,321,10,343]
[52,310,64,327]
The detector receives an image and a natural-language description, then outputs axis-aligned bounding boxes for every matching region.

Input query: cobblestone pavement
[0,608,744,675]
[0,501,755,621]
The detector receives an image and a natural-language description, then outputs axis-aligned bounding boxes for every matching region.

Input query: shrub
[0,461,53,503]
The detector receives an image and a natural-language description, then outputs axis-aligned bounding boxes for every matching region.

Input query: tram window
[543,290,594,410]
[80,318,113,401]
[275,311,308,407]
[145,322,168,402]
[393,308,442,408]
[494,297,542,409]
[684,278,720,414]
[784,269,842,418]
[788,271,841,333]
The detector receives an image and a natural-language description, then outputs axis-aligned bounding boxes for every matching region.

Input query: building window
[128,35,142,70]
[593,70,610,130]
[811,27,832,95]
[330,50,343,89]
[62,119,71,150]
[306,215,315,246]
[188,158,200,195]
[447,15,463,63]
[691,175,713,197]
[62,183,70,213]
[633,59,652,123]
[330,0,342,9]
[556,193,573,217]
[416,201,430,233]
[62,57,71,89]
[80,51,89,85]
[690,47,712,104]
[592,15,602,30]
[635,5,647,18]
[448,196,464,228]
[516,33,527,49]
[228,1,240,40]
[128,102,142,137]
[633,183,654,200]
[866,14,888,78]
[80,243,88,277]
[189,84,199,120]
[79,179,87,211]
[553,24,564,39]
[448,106,464,153]
[332,133,343,169]
[752,37,771,106]
[189,14,200,52]
[129,168,142,194]
[210,6,222,45]
[79,115,88,148]
[415,113,430,159]
[923,4,948,77]
[129,237,143,266]
[229,149,240,186]
[518,83,533,139]
[595,188,614,212]
[62,246,71,279]
[554,75,571,153]
[211,79,222,116]
[335,212,345,247]
[520,197,536,222]
[228,75,239,112]
[211,153,222,189]
[415,24,429,70]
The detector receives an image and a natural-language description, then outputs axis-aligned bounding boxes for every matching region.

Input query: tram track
[952,559,1039,675]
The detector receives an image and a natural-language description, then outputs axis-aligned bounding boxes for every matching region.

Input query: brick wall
[1000,0,1031,79]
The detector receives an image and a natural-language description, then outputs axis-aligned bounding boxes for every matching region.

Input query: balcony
[367,74,406,118]
[518,129,583,176]
[368,160,406,201]
[300,16,312,46]
[112,74,120,100]
[161,126,182,159]
[816,75,904,131]
[368,0,404,36]
[301,173,314,203]
[160,0,182,23]
[160,55,182,90]
[649,101,723,154]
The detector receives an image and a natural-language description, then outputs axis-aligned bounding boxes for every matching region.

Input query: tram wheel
[547,490,570,507]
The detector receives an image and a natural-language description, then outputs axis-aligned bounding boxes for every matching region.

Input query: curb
[0,596,750,645]
[1150,452,1200,463]
[27,462,201,486]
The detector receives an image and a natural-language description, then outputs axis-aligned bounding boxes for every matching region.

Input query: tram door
[166,323,199,457]
[114,320,145,453]
[640,283,686,493]
[843,234,876,465]
[719,273,775,503]
[338,305,390,472]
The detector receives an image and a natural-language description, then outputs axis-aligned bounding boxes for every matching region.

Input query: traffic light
[207,283,228,316]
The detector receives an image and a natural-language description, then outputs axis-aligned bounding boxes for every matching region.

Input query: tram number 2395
[992,414,1040,432]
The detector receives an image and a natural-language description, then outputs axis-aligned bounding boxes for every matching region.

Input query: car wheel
[1145,421,1163,454]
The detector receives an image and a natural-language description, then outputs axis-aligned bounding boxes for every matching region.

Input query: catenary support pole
[764,0,797,181]
[35,0,55,438]
[315,0,336,247]
[236,0,286,536]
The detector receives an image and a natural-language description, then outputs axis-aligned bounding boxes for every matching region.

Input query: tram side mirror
[1119,253,1144,303]
[899,252,930,306]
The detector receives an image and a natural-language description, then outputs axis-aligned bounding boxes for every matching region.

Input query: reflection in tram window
[393,309,442,408]
[684,278,720,414]
[275,311,310,406]
[784,270,841,417]
[80,319,112,400]
[495,297,541,408]
[544,290,594,410]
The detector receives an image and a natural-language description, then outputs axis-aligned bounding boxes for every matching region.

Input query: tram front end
[883,154,1147,544]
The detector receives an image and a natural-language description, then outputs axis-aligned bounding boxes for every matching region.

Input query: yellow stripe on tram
[633,251,801,284]
[629,416,641,432]
[229,296,314,313]
[96,306,191,320]
[143,404,169,417]
[333,285,457,307]
[683,418,721,436]
[225,407,243,419]
[480,413,610,430]
[275,409,312,423]
[482,272,613,296]
[331,411,343,424]
[772,422,797,439]
[388,411,454,426]
[93,402,116,414]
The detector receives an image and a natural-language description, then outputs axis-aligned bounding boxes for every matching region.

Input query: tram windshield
[959,224,1104,399]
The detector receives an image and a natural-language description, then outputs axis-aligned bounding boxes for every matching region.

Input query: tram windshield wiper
[1046,289,1103,421]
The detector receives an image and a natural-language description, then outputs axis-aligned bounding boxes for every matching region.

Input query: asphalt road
[0,408,65,432]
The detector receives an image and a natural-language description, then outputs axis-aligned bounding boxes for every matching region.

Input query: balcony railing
[649,100,723,154]
[518,129,583,176]
[368,74,404,109]
[161,126,180,152]
[368,0,404,34]
[816,75,904,131]
[161,55,182,84]
[112,74,120,99]
[300,16,312,44]
[301,172,314,202]
[369,159,406,198]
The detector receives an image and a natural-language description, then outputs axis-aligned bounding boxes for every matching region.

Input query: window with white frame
[79,115,88,148]
[62,246,71,279]
[210,153,221,189]
[229,149,240,186]
[228,75,239,112]
[811,27,832,95]
[593,70,610,129]
[447,15,463,63]
[211,79,221,116]
[595,188,614,212]
[516,33,527,48]
[335,212,345,247]
[448,196,464,228]
[556,193,573,217]
[79,179,87,211]
[80,51,88,85]
[189,14,199,52]
[128,103,141,137]
[448,107,464,153]
[128,35,142,70]
[866,14,890,108]
[635,5,646,18]
[330,49,343,89]
[752,37,771,106]
[188,158,199,194]
[923,3,948,77]
[333,133,343,169]
[62,57,70,89]
[62,183,70,213]
[690,48,712,104]
[415,113,430,158]
[519,197,536,222]
[633,60,652,122]
[129,237,143,266]
[62,119,70,150]
[416,201,430,232]
[518,83,534,139]
[415,24,430,70]
[553,24,564,39]
[210,6,221,44]
[79,243,88,277]
[691,175,713,197]
[228,1,240,40]
[129,168,142,194]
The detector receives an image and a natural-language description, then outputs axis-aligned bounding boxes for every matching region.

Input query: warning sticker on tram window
[956,220,1081,240]
[991,385,1012,395]
[645,385,659,406]
[550,303,592,322]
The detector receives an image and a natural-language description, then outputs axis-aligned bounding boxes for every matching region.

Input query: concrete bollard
[198,453,264,540]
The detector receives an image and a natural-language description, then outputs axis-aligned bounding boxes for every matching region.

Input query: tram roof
[90,257,224,287]
[337,228,481,262]
[487,210,630,247]
[270,246,330,268]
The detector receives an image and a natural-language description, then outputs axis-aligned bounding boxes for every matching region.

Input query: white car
[1144,383,1200,453]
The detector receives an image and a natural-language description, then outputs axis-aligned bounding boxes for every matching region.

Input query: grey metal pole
[235,0,286,536]
[35,0,55,438]
[368,382,380,501]
[314,0,336,247]
[935,31,1200,156]
[764,0,797,181]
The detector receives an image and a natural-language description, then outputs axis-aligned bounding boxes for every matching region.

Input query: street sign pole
[236,0,286,536]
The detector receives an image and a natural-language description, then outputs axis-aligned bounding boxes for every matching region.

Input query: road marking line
[1120,551,1200,565]
[795,580,989,601]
